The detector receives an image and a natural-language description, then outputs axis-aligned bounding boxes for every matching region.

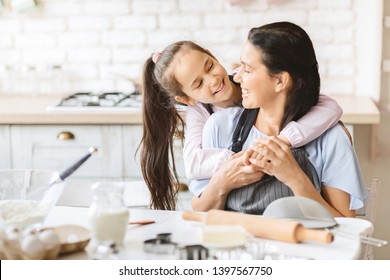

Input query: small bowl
[54,225,91,254]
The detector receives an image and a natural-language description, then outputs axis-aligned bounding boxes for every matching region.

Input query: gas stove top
[47,92,143,112]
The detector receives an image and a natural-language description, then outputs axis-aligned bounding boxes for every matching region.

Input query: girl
[140,40,342,210]
[190,22,367,217]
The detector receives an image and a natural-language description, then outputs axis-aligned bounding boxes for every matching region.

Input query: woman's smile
[241,88,250,98]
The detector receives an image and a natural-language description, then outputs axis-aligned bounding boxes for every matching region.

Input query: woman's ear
[275,71,291,93]
[175,95,197,107]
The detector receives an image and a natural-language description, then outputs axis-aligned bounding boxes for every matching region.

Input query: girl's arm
[183,104,233,181]
[191,152,264,211]
[279,94,343,147]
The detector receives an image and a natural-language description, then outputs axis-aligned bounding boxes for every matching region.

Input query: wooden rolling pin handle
[182,211,206,223]
[295,226,334,244]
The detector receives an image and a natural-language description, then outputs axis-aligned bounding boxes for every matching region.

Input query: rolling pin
[182,209,333,244]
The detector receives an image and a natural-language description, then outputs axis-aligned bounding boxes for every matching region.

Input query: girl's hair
[139,41,215,210]
[248,22,320,130]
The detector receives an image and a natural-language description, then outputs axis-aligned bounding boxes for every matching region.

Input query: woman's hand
[214,151,264,192]
[247,136,304,186]
[191,151,264,212]
[243,134,291,166]
[248,137,354,218]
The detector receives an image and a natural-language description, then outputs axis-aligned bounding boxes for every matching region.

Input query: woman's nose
[233,67,243,83]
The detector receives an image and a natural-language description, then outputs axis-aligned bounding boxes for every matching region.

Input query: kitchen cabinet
[122,124,142,179]
[122,124,187,183]
[0,96,188,183]
[8,125,123,178]
[0,125,11,169]
[0,123,187,183]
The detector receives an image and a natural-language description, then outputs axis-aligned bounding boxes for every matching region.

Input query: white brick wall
[0,0,382,98]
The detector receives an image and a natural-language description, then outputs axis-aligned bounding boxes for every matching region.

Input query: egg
[39,229,60,250]
[20,233,45,257]
[4,225,21,241]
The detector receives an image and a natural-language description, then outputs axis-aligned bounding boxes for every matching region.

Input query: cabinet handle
[57,131,75,140]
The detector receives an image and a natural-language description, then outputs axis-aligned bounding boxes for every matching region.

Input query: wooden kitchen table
[44,206,373,260]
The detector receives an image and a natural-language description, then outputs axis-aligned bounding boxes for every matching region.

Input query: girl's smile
[172,49,239,108]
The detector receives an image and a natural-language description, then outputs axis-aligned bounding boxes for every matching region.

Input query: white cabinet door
[0,125,11,169]
[173,136,188,184]
[122,125,143,180]
[122,124,187,183]
[10,125,123,179]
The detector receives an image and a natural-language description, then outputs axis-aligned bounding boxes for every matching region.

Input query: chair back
[356,179,380,259]
[357,179,379,223]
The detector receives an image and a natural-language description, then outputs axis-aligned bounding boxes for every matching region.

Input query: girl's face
[234,41,279,109]
[172,49,237,108]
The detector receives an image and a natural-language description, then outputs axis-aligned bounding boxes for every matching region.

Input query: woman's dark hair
[139,41,215,210]
[248,22,320,130]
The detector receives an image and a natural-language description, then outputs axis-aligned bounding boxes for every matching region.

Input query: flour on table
[0,200,50,228]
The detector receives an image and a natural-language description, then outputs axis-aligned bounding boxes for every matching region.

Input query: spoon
[263,196,387,247]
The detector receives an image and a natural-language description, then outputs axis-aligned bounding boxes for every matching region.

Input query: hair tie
[152,51,162,63]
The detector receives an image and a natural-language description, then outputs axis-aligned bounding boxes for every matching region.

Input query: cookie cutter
[179,244,209,260]
[143,233,177,254]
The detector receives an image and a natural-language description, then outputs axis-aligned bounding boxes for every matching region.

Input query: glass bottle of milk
[88,182,129,247]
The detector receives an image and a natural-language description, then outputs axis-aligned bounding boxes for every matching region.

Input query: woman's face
[171,49,237,108]
[234,41,279,109]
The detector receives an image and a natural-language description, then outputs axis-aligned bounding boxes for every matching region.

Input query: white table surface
[44,206,373,260]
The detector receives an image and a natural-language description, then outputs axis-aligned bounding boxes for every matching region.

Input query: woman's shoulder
[318,122,353,147]
[306,123,354,163]
[207,106,244,124]
[203,106,245,141]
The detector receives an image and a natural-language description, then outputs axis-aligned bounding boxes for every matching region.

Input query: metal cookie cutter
[143,233,177,254]
[179,244,210,260]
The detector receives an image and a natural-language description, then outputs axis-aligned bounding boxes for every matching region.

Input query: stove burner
[57,92,142,108]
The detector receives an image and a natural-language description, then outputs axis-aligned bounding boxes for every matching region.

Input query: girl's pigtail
[139,57,183,210]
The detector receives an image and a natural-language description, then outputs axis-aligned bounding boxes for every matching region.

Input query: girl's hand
[248,136,304,186]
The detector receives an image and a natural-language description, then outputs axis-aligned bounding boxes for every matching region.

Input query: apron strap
[231,108,259,153]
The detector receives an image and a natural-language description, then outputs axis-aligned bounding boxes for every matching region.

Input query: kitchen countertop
[0,95,144,124]
[0,94,380,125]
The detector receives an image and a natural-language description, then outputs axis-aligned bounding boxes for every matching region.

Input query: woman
[190,22,367,217]
[140,40,342,210]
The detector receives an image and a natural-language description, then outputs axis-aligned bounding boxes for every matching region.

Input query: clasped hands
[218,136,301,190]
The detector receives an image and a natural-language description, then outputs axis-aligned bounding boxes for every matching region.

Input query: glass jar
[88,182,129,247]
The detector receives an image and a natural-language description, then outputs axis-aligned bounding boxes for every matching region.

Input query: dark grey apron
[225,108,320,215]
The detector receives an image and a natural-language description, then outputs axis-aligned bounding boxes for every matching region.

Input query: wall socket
[385,16,390,28]
[383,60,390,72]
